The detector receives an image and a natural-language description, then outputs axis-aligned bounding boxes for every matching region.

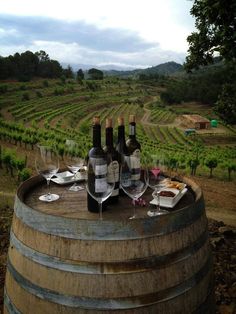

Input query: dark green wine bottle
[87,116,107,213]
[116,117,129,195]
[103,118,121,204]
[126,115,141,180]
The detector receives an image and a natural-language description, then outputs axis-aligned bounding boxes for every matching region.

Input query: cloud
[0,14,186,69]
[0,0,195,52]
[29,40,185,69]
[0,14,154,52]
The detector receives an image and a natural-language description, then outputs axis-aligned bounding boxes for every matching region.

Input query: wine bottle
[116,117,129,161]
[126,115,141,180]
[103,118,121,204]
[87,116,107,213]
[116,117,129,195]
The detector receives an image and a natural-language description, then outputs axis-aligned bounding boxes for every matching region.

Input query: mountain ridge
[65,61,183,76]
[104,61,183,77]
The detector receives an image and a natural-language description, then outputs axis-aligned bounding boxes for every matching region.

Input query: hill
[140,61,183,76]
[104,61,183,77]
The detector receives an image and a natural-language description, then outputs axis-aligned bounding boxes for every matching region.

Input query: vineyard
[0,78,236,185]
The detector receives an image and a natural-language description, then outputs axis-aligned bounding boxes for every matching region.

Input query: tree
[215,83,236,124]
[38,59,62,78]
[77,69,84,81]
[18,51,39,81]
[187,138,204,175]
[221,160,236,181]
[188,158,200,176]
[185,0,236,71]
[0,56,10,79]
[205,156,218,178]
[35,50,49,62]
[88,68,103,80]
[48,60,63,78]
[63,65,74,78]
[0,50,63,80]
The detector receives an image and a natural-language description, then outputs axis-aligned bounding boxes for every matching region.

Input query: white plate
[150,187,188,208]
[51,171,86,185]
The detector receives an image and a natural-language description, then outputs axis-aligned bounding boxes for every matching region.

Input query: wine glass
[35,145,60,202]
[146,155,169,216]
[86,156,115,220]
[120,156,147,219]
[65,140,85,192]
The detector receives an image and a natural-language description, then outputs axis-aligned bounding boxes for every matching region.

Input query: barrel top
[16,175,199,221]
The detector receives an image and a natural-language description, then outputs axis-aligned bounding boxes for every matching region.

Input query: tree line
[0,50,64,81]
[0,50,104,82]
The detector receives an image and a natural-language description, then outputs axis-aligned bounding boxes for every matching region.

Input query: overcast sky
[0,0,195,69]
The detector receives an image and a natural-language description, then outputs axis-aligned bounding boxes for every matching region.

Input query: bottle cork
[106,118,113,128]
[93,116,100,125]
[118,116,124,126]
[129,115,135,123]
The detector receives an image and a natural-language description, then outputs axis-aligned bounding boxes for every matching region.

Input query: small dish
[55,171,74,181]
[51,171,86,185]
[150,187,188,208]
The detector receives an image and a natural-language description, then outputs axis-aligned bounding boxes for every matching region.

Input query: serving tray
[150,187,188,208]
[51,171,86,185]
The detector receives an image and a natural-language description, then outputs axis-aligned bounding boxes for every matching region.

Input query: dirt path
[194,176,236,227]
[141,107,152,124]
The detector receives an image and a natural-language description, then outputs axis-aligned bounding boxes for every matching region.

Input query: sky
[0,0,195,70]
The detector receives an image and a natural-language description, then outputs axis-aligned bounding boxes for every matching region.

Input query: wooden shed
[181,115,210,130]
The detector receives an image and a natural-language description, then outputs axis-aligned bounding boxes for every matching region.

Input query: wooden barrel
[4,175,215,314]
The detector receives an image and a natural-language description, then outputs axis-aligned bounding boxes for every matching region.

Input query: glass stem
[156,190,160,213]
[99,202,103,220]
[71,173,77,187]
[46,178,51,199]
[130,199,136,219]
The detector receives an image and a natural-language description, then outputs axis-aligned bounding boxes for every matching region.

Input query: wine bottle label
[95,178,107,193]
[88,158,108,193]
[107,160,119,182]
[89,157,107,175]
[121,172,131,187]
[95,164,107,176]
[107,160,119,197]
[131,149,141,180]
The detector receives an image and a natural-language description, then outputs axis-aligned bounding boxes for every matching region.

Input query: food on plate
[166,181,185,190]
[159,190,176,197]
